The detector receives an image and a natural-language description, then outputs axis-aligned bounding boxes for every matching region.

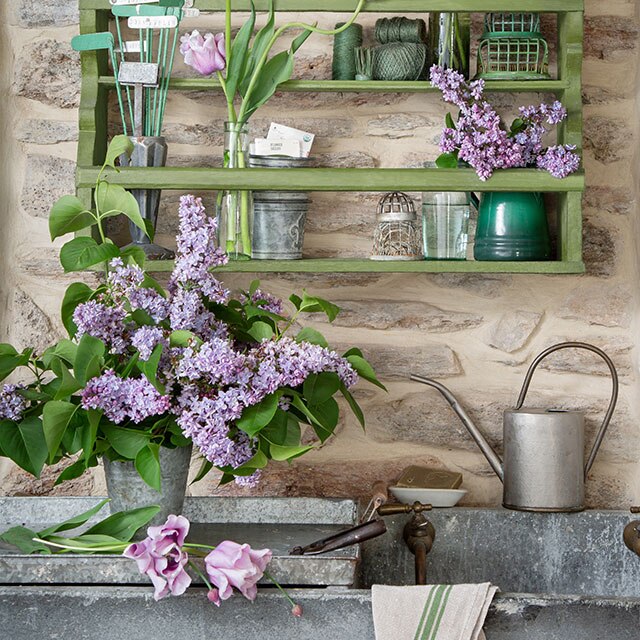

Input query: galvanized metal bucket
[249,155,312,260]
[103,444,192,528]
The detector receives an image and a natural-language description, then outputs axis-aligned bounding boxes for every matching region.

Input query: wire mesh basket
[371,192,422,261]
[484,12,541,35]
[477,35,549,80]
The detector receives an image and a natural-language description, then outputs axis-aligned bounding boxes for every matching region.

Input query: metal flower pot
[103,444,192,528]
[120,136,174,260]
[473,191,552,261]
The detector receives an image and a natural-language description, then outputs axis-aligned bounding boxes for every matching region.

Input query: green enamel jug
[473,192,552,261]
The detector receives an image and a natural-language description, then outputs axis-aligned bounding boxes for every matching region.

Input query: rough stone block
[428,273,512,299]
[11,288,59,354]
[316,300,482,333]
[20,155,76,219]
[583,186,633,216]
[13,40,80,109]
[366,114,436,138]
[486,310,544,353]
[584,15,639,60]
[15,120,78,145]
[557,282,632,328]
[582,219,617,277]
[584,115,631,163]
[9,0,78,27]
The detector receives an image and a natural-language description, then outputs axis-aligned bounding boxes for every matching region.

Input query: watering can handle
[514,342,619,479]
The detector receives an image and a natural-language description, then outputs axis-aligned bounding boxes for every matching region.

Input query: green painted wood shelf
[76,0,585,274]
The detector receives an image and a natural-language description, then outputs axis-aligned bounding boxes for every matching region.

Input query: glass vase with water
[422,191,474,260]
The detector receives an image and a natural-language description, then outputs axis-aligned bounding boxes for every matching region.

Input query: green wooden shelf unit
[77,0,585,274]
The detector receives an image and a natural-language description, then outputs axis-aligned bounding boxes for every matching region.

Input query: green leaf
[237,392,281,438]
[74,334,105,385]
[61,283,94,336]
[290,26,313,54]
[240,0,275,95]
[0,344,31,381]
[225,1,256,100]
[269,443,313,462]
[38,498,110,538]
[248,321,274,342]
[102,425,150,459]
[49,195,95,241]
[84,505,161,542]
[341,384,365,429]
[42,401,78,463]
[445,112,456,130]
[82,409,102,463]
[135,443,161,491]
[242,50,295,122]
[299,292,340,322]
[0,526,50,555]
[169,330,202,348]
[121,244,146,268]
[346,355,386,390]
[54,457,91,486]
[435,152,459,169]
[104,134,134,169]
[59,237,120,273]
[309,397,339,441]
[295,327,328,348]
[303,372,341,405]
[0,417,48,477]
[191,457,213,485]
[52,362,82,400]
[137,343,165,393]
[95,182,148,238]
[231,448,268,474]
[261,410,301,447]
[289,293,302,310]
[43,339,78,368]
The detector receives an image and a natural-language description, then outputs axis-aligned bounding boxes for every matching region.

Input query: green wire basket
[477,12,549,80]
[484,12,541,34]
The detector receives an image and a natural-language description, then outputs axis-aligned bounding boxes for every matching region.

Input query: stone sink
[0,499,638,639]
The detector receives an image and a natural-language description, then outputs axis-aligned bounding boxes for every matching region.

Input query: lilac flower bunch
[430,65,581,180]
[2,192,380,490]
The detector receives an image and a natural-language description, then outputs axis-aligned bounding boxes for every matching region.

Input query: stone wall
[1,1,639,508]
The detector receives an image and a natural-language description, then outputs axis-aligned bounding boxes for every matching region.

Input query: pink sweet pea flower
[204,540,272,606]
[123,514,192,601]
[180,30,226,76]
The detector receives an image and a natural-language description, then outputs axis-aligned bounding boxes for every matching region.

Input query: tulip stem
[32,538,127,554]
[188,560,214,591]
[263,570,298,609]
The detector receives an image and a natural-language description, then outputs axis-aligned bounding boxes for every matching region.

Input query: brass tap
[623,507,640,557]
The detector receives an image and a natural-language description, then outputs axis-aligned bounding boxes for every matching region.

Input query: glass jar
[422,191,471,260]
[217,122,252,260]
[427,12,471,78]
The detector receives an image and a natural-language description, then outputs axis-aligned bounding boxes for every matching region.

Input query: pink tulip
[180,30,226,76]
[204,540,272,606]
[123,514,192,601]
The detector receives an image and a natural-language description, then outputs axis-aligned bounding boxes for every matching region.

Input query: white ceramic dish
[389,486,468,508]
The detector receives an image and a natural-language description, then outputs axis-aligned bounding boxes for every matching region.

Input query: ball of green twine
[375,17,427,44]
[373,42,428,81]
[332,22,364,80]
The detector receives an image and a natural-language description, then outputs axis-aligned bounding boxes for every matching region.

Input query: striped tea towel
[372,583,498,640]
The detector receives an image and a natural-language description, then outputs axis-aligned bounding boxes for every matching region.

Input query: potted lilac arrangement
[0,136,382,518]
[179,0,366,259]
[428,65,581,261]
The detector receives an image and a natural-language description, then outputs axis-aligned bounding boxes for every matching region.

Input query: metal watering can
[411,342,619,512]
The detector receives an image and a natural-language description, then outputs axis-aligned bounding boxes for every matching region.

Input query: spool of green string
[375,17,427,44]
[332,22,364,80]
[373,42,427,81]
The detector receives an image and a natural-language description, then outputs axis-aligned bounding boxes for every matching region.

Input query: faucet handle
[377,501,432,516]
[631,507,640,514]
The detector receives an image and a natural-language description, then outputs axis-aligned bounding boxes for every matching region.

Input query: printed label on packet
[267,123,314,158]
[252,139,302,158]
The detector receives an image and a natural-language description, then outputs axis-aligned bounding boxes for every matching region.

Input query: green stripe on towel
[413,587,439,640]
[414,585,454,640]
[425,585,453,640]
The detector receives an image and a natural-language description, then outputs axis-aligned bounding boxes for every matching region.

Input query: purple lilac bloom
[241,289,284,316]
[123,515,192,601]
[0,384,27,421]
[537,145,581,178]
[81,370,171,424]
[429,65,579,181]
[131,326,167,362]
[73,300,128,354]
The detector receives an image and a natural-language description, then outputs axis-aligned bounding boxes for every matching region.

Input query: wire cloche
[371,192,422,261]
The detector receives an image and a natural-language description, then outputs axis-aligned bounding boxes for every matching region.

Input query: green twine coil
[375,17,427,44]
[373,42,427,81]
[332,22,364,80]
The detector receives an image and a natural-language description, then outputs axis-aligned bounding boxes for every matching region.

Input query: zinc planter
[103,444,192,527]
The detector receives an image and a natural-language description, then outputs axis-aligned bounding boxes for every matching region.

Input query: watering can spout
[410,374,504,482]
